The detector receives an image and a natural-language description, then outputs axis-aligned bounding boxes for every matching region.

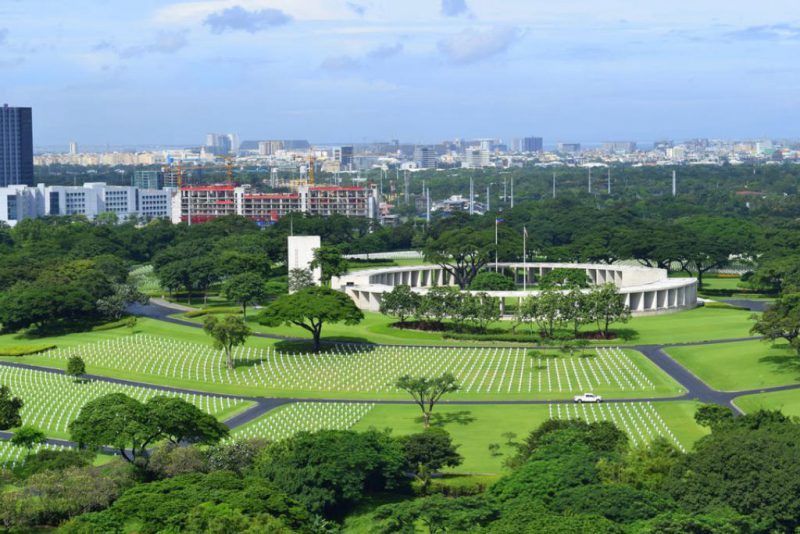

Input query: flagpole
[495,219,499,272]
[523,226,527,291]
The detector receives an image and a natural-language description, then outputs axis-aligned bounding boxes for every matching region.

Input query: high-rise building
[205,133,232,156]
[603,141,637,154]
[521,136,543,153]
[557,142,581,154]
[414,146,438,169]
[334,145,354,169]
[462,148,490,168]
[68,141,78,155]
[0,105,34,187]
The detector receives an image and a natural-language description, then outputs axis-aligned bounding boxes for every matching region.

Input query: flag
[523,226,528,239]
[495,218,504,224]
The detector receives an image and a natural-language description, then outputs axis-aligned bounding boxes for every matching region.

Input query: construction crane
[307,154,316,186]
[161,158,237,188]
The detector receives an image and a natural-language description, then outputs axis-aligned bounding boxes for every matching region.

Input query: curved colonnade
[332,262,698,317]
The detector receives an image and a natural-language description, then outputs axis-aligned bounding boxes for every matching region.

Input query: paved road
[2,301,794,451]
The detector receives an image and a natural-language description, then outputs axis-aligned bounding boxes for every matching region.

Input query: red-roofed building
[172,184,377,224]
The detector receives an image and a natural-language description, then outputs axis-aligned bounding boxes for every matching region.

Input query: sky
[1,0,799,147]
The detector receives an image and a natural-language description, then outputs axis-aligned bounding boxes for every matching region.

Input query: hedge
[184,307,242,318]
[0,344,57,356]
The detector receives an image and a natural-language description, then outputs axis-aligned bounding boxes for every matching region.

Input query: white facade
[288,236,322,289]
[332,262,699,317]
[0,182,172,226]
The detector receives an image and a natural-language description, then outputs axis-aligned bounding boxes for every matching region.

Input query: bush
[91,319,129,331]
[444,332,541,344]
[701,301,749,311]
[13,449,94,479]
[0,344,56,356]
[184,307,241,318]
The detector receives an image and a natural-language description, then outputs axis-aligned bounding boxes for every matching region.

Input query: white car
[573,393,602,403]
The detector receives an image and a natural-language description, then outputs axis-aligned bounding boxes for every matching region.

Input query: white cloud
[204,6,292,33]
[441,0,468,17]
[437,26,523,64]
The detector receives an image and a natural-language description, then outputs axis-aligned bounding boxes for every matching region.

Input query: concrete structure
[173,183,378,224]
[133,170,164,190]
[288,235,321,289]
[0,182,172,226]
[332,262,698,317]
[0,105,34,187]
[334,145,354,170]
[463,147,490,168]
[521,136,543,153]
[414,146,438,169]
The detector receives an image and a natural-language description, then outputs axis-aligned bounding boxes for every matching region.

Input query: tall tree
[751,292,800,352]
[589,284,631,338]
[423,228,493,289]
[395,374,460,429]
[0,385,23,430]
[66,356,86,383]
[11,426,46,455]
[379,284,421,324]
[202,315,251,369]
[310,246,349,286]
[258,286,363,352]
[222,272,266,320]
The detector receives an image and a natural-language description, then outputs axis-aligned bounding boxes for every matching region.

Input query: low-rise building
[0,182,172,226]
[172,184,378,224]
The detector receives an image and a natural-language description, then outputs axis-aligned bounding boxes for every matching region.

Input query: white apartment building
[0,182,172,226]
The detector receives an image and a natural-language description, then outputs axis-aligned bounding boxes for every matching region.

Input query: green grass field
[0,364,252,440]
[666,340,800,391]
[352,401,707,475]
[734,389,800,417]
[4,335,682,400]
[177,305,758,348]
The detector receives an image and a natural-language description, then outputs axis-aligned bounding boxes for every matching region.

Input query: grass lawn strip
[666,340,800,391]
[733,389,800,417]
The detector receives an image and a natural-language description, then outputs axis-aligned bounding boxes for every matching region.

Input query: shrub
[0,344,56,356]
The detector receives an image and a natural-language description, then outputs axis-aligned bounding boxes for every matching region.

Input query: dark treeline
[4,405,799,533]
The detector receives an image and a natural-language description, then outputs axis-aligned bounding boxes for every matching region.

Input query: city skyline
[1,1,799,145]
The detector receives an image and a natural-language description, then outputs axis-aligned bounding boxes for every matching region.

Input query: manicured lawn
[352,401,707,476]
[666,340,800,391]
[609,306,756,345]
[182,305,757,348]
[734,389,800,417]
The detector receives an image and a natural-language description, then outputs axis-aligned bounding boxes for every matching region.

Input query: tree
[395,374,460,429]
[69,393,155,468]
[11,425,46,455]
[66,356,86,383]
[258,286,364,352]
[751,292,800,352]
[469,271,516,291]
[202,315,251,370]
[417,286,460,325]
[144,396,229,445]
[472,292,501,332]
[588,284,631,338]
[694,403,734,430]
[0,385,23,430]
[310,245,349,286]
[96,283,149,321]
[538,268,590,289]
[69,393,228,470]
[222,272,266,320]
[288,268,315,293]
[255,429,406,516]
[401,428,463,492]
[677,216,755,289]
[379,284,421,324]
[423,228,493,289]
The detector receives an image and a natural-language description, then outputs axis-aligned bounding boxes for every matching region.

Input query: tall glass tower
[0,105,34,187]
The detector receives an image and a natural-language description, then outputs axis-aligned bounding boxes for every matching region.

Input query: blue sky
[1,0,798,146]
